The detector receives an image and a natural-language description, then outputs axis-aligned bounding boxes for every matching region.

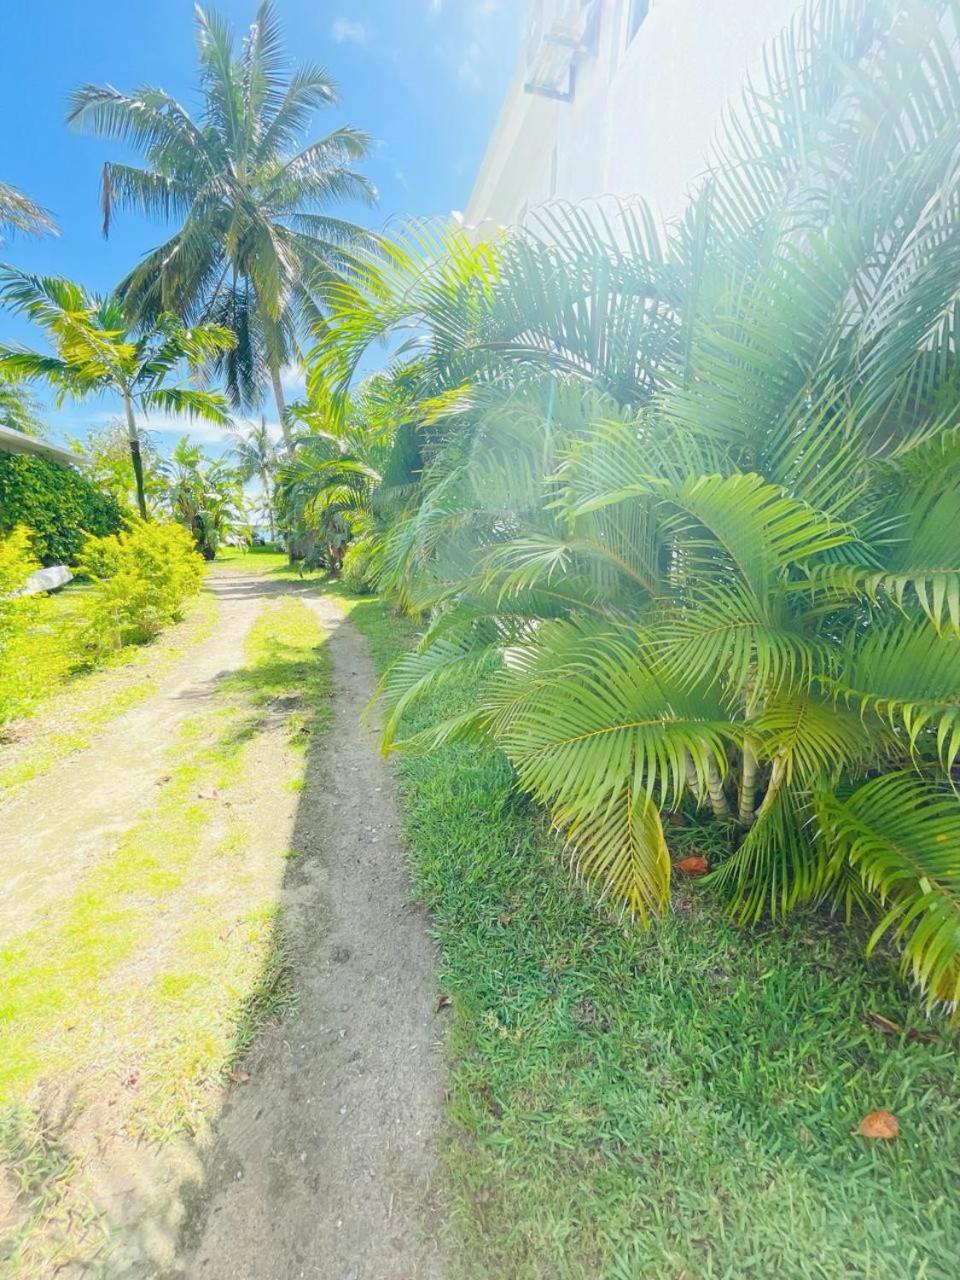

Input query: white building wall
[466,0,802,228]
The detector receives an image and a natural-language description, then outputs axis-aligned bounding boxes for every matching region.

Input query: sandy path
[0,571,271,944]
[180,593,446,1280]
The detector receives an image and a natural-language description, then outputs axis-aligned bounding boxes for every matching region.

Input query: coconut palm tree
[67,1,377,452]
[229,417,278,540]
[0,182,57,436]
[316,0,960,1011]
[0,180,56,242]
[0,270,234,518]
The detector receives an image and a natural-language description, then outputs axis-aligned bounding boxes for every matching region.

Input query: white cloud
[332,18,371,45]
[280,362,306,401]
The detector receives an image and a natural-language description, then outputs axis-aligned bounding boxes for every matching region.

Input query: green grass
[213,544,321,579]
[340,589,960,1280]
[0,589,218,792]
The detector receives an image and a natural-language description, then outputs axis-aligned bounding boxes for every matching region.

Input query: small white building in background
[466,0,802,228]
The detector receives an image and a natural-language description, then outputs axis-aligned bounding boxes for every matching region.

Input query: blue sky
[0,0,522,452]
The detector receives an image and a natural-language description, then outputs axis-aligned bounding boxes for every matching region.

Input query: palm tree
[0,181,57,438]
[229,417,278,540]
[0,378,46,437]
[0,180,56,242]
[167,435,246,559]
[0,270,234,518]
[67,1,377,452]
[318,0,960,1011]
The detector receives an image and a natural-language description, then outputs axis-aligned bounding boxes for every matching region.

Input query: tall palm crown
[0,270,233,518]
[229,416,278,535]
[0,180,56,243]
[67,1,377,449]
[0,179,56,436]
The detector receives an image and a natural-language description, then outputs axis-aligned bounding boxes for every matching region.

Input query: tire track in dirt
[179,592,446,1280]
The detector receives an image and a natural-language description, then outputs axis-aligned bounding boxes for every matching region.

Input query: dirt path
[0,572,268,943]
[1,572,445,1277]
[179,591,446,1280]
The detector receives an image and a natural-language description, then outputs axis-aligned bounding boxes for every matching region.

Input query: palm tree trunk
[739,739,759,826]
[261,468,275,542]
[683,750,704,808]
[270,360,293,454]
[122,390,148,520]
[705,756,731,821]
[756,753,787,822]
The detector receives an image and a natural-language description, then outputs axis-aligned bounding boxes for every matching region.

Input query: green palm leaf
[818,774,960,1008]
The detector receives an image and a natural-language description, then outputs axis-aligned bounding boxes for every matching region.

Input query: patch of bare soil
[176,593,446,1280]
[0,575,268,944]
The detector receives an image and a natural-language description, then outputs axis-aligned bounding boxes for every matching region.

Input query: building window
[626,0,650,44]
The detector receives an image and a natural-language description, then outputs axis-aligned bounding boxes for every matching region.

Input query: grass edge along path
[0,595,331,1278]
[338,588,960,1280]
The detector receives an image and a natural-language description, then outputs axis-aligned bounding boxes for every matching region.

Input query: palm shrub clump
[274,376,397,569]
[167,436,247,559]
[314,0,960,1011]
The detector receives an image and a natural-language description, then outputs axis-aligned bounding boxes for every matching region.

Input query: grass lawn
[213,544,317,578]
[0,589,217,792]
[339,589,960,1280]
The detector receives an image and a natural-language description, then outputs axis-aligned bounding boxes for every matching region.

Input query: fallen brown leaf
[865,1011,937,1043]
[675,855,710,877]
[227,1070,250,1085]
[436,993,453,1013]
[857,1110,899,1140]
[866,1012,902,1036]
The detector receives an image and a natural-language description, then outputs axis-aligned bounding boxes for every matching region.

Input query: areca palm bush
[0,270,233,517]
[314,0,960,1011]
[274,379,400,570]
[67,0,377,450]
[167,436,247,559]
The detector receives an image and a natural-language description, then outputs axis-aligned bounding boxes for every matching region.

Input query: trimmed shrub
[0,453,122,565]
[78,521,204,654]
[0,526,43,724]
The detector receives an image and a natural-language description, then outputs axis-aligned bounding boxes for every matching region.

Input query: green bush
[0,526,43,724]
[0,453,122,565]
[341,538,379,594]
[77,521,204,654]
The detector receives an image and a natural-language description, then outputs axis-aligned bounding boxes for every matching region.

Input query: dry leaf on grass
[675,855,710,877]
[857,1110,900,1139]
[865,1011,937,1043]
